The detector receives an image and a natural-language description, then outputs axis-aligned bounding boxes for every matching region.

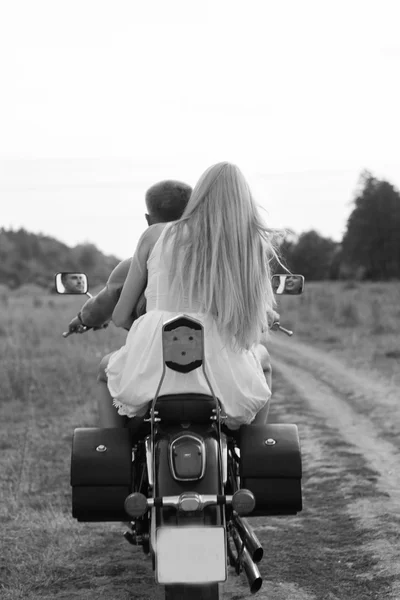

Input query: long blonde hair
[162,162,285,351]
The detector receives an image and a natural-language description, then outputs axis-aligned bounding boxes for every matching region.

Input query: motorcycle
[57,272,305,599]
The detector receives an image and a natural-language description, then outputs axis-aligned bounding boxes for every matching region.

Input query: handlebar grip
[278,325,294,336]
[62,325,88,338]
[271,321,294,336]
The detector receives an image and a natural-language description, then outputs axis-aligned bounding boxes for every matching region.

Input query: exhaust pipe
[231,527,262,594]
[226,528,237,568]
[233,514,264,563]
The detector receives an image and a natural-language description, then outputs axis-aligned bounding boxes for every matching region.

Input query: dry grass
[0,293,138,599]
[276,281,400,383]
[1,283,400,599]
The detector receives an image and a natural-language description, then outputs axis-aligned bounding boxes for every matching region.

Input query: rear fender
[154,425,223,528]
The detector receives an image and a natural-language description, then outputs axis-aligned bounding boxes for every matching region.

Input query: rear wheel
[165,584,220,599]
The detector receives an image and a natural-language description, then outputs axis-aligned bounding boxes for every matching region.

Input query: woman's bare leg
[97,353,127,428]
[252,344,272,425]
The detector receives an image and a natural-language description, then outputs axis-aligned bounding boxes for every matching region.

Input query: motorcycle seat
[152,393,219,424]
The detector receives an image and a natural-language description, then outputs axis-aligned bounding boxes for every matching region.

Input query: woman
[99,162,284,430]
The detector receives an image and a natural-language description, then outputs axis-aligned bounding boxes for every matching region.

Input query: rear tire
[165,583,219,599]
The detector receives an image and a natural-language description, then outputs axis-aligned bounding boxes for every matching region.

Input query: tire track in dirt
[269,335,400,599]
[271,334,400,450]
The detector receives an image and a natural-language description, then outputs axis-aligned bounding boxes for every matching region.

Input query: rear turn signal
[231,489,255,515]
[124,493,148,518]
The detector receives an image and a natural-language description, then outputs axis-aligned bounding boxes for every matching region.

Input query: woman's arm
[112,225,163,328]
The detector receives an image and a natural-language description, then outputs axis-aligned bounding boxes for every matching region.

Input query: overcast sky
[1,0,399,260]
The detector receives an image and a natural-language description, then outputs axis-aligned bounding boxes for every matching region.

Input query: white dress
[106,224,271,429]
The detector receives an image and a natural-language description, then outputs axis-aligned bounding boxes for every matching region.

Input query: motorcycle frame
[144,315,229,580]
[147,314,226,498]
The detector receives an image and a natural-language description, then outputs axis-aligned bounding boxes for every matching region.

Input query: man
[67,180,193,334]
[284,274,303,294]
[61,273,87,294]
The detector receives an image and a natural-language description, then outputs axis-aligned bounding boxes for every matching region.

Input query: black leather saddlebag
[71,428,133,522]
[239,424,302,516]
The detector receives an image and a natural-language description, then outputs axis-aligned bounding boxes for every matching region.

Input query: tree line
[0,228,120,290]
[1,169,399,289]
[276,170,400,280]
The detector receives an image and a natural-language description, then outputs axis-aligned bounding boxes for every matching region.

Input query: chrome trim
[221,433,228,485]
[150,507,156,559]
[231,526,262,592]
[169,433,206,482]
[200,360,225,497]
[232,514,263,563]
[230,446,241,491]
[145,436,154,488]
[265,438,276,446]
[145,493,234,511]
[179,492,202,511]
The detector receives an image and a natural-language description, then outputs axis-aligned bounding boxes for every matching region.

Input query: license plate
[156,526,227,584]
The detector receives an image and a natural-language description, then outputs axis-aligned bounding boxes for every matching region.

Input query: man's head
[284,275,302,294]
[145,180,192,226]
[61,273,86,294]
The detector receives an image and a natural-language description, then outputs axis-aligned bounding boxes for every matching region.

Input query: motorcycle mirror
[55,272,89,295]
[272,274,305,295]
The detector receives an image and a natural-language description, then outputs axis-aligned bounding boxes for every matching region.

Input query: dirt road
[221,334,400,600]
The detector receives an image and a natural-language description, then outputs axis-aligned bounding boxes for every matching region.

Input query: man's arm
[112,227,159,327]
[79,258,132,328]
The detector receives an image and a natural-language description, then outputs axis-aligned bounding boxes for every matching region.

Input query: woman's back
[145,223,203,313]
[157,163,281,351]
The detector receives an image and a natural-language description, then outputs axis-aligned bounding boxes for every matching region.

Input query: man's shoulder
[140,222,170,251]
[108,257,132,285]
[145,222,170,240]
[109,224,171,284]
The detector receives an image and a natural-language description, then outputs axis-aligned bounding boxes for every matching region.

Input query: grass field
[1,282,399,599]
[275,280,400,383]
